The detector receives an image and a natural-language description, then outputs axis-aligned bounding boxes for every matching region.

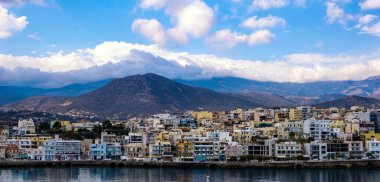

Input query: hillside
[313,95,380,109]
[229,91,296,107]
[0,80,111,106]
[176,75,380,99]
[4,74,258,118]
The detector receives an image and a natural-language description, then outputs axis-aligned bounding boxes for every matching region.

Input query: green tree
[296,155,306,161]
[246,154,254,161]
[92,124,102,134]
[289,132,296,139]
[38,122,51,133]
[366,152,373,158]
[102,120,112,130]
[239,155,247,161]
[52,121,62,130]
[228,156,238,161]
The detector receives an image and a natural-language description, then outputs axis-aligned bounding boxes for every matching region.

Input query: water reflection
[0,167,378,182]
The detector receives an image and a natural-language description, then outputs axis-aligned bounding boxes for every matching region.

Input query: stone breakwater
[1,160,380,169]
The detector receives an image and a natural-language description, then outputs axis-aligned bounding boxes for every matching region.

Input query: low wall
[1,160,380,169]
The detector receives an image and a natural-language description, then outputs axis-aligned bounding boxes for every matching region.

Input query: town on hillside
[1,106,380,162]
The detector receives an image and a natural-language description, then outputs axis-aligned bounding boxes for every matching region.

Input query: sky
[0,0,380,88]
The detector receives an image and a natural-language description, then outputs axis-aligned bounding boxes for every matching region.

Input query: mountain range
[1,73,380,118]
[0,79,111,106]
[3,74,258,118]
[176,76,380,99]
[313,95,380,109]
[2,74,380,106]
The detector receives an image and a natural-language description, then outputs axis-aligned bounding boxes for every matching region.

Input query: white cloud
[140,0,167,9]
[166,0,214,44]
[325,1,353,25]
[360,0,380,10]
[247,30,276,45]
[293,0,306,7]
[357,14,378,27]
[136,0,214,45]
[353,14,380,37]
[0,0,45,7]
[132,18,166,46]
[361,21,380,37]
[315,41,324,47]
[48,44,56,48]
[0,4,28,39]
[251,0,288,10]
[27,32,41,40]
[206,29,275,49]
[1,41,380,87]
[240,15,286,29]
[205,29,247,49]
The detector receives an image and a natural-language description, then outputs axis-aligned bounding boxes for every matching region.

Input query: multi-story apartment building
[274,142,302,158]
[149,141,172,161]
[344,141,364,158]
[232,125,253,144]
[326,142,349,159]
[123,143,148,160]
[176,141,194,161]
[370,111,380,133]
[366,139,380,158]
[303,119,331,141]
[0,144,6,159]
[106,143,121,160]
[194,141,215,162]
[18,119,36,134]
[226,142,248,158]
[43,135,81,161]
[304,141,327,160]
[89,143,106,160]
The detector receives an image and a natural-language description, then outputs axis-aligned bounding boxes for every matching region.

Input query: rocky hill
[4,73,258,118]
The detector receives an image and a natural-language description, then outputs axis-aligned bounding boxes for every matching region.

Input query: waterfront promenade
[1,160,380,169]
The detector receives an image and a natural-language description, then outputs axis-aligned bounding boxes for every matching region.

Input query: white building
[303,119,331,141]
[149,141,172,161]
[344,141,364,158]
[274,142,303,158]
[207,131,232,142]
[225,142,248,157]
[26,146,44,160]
[72,121,101,131]
[366,139,380,158]
[304,141,327,160]
[43,135,81,161]
[18,119,36,134]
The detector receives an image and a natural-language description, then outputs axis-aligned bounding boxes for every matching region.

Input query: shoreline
[1,160,380,169]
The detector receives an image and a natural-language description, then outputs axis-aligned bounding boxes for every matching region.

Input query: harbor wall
[1,160,380,169]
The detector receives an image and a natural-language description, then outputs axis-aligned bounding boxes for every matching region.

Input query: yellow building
[230,108,243,120]
[232,125,252,144]
[331,120,345,130]
[50,121,72,131]
[256,127,277,138]
[176,141,194,160]
[345,123,359,134]
[189,111,213,125]
[10,135,52,148]
[155,131,170,142]
[289,108,302,121]
[361,131,380,141]
[254,112,260,122]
